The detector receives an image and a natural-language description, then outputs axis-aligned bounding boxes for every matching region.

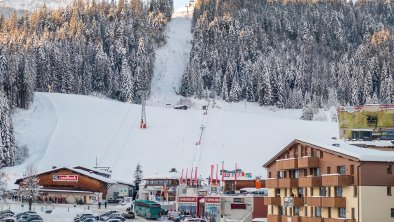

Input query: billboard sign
[205,197,221,222]
[53,175,79,182]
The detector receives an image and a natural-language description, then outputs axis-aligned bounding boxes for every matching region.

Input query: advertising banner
[177,197,197,217]
[52,175,78,182]
[205,197,221,222]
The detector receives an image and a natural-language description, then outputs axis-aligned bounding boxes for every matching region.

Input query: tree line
[0,0,174,168]
[180,0,394,110]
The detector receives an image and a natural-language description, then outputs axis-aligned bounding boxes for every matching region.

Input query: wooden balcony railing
[321,197,346,208]
[281,216,301,222]
[278,178,298,188]
[306,197,322,206]
[323,219,356,222]
[299,176,322,187]
[292,197,305,206]
[266,178,278,188]
[298,157,319,168]
[264,197,281,205]
[321,175,352,186]
[276,158,298,170]
[300,217,323,222]
[267,215,282,222]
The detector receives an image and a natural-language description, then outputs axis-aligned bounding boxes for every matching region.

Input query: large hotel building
[263,139,394,222]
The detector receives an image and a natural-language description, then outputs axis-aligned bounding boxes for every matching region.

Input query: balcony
[266,178,278,188]
[298,157,319,168]
[323,219,356,222]
[306,197,321,206]
[321,175,352,186]
[281,216,301,222]
[264,197,281,205]
[276,158,298,170]
[292,197,305,206]
[267,215,281,222]
[299,176,322,187]
[278,178,298,188]
[301,218,323,222]
[321,197,346,208]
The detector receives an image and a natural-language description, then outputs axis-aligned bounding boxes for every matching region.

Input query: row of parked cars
[0,210,43,222]
[167,212,205,222]
[73,209,135,222]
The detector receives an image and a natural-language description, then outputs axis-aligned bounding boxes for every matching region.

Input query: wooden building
[263,139,394,222]
[15,167,116,204]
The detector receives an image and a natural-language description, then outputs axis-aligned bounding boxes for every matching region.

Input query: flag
[235,163,237,182]
[180,169,184,185]
[186,168,189,186]
[215,164,218,185]
[191,167,194,186]
[194,167,198,186]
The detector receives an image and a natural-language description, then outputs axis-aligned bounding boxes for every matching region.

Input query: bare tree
[19,164,40,211]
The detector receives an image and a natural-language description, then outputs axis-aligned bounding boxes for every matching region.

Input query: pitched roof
[263,138,394,168]
[15,166,116,185]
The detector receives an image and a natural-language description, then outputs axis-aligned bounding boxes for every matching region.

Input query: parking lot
[0,201,172,221]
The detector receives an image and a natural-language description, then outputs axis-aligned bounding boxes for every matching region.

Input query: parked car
[183,218,205,222]
[168,211,180,220]
[79,214,96,222]
[0,216,17,222]
[80,216,98,222]
[16,212,38,221]
[98,211,118,221]
[18,214,43,222]
[0,211,14,217]
[106,220,122,222]
[104,213,125,222]
[74,213,93,222]
[121,211,134,219]
[107,198,116,204]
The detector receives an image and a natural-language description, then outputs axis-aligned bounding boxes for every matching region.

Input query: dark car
[20,214,43,222]
[105,214,125,222]
[121,211,135,219]
[98,211,118,221]
[107,198,116,204]
[74,213,93,222]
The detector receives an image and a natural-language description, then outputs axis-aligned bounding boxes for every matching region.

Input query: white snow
[4,7,340,189]
[0,0,73,10]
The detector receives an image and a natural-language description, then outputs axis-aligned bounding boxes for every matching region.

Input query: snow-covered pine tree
[133,163,143,199]
[0,90,15,168]
[19,164,40,211]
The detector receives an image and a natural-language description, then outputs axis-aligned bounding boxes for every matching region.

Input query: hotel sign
[205,197,221,203]
[53,175,79,182]
[221,169,252,178]
[178,197,197,202]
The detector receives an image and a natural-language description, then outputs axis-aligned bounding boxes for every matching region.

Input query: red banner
[178,197,197,202]
[205,197,221,203]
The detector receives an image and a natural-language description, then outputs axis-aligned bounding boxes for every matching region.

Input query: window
[391,208,394,218]
[315,207,322,217]
[319,187,327,197]
[310,168,321,176]
[310,187,314,196]
[353,186,358,197]
[350,165,354,175]
[367,115,377,124]
[335,186,343,197]
[320,151,323,158]
[278,206,284,216]
[278,171,285,178]
[388,165,392,174]
[294,206,299,216]
[275,189,281,197]
[298,188,304,197]
[388,187,392,196]
[268,172,271,178]
[305,206,308,217]
[352,208,355,219]
[328,208,331,218]
[327,166,331,174]
[337,165,346,175]
[339,208,346,218]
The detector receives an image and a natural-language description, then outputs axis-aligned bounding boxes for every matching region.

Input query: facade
[221,169,260,192]
[141,168,181,201]
[263,139,394,222]
[15,166,117,204]
[337,104,394,140]
[107,182,134,200]
[221,196,267,221]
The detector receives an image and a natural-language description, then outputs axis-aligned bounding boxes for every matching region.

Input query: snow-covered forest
[180,0,394,109]
[0,0,174,167]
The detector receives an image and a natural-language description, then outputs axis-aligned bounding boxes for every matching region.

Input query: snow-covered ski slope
[7,92,338,184]
[148,8,193,107]
[5,7,338,186]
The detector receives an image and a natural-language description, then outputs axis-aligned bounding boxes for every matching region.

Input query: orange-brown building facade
[263,139,394,222]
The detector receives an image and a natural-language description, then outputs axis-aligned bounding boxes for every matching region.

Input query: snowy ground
[4,6,339,189]
[0,201,169,222]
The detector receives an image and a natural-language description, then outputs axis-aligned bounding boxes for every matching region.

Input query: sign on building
[205,197,221,222]
[53,175,79,182]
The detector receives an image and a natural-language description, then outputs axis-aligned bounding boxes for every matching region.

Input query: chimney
[52,166,57,169]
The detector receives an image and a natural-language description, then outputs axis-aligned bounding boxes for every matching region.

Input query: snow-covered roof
[264,138,394,167]
[15,167,116,185]
[144,171,181,180]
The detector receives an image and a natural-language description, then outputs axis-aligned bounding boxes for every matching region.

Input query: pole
[234,163,237,191]
[194,167,198,187]
[190,167,194,187]
[180,169,184,185]
[215,164,218,185]
[186,168,189,186]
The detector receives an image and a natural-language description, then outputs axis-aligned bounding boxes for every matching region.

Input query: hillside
[3,5,340,188]
[0,0,72,10]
